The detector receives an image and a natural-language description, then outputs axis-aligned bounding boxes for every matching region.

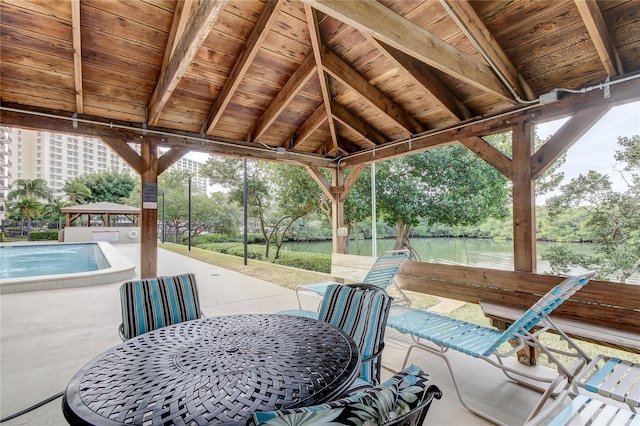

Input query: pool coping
[0,241,136,294]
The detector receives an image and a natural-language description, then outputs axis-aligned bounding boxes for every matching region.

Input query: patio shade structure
[1,0,640,277]
[60,202,140,228]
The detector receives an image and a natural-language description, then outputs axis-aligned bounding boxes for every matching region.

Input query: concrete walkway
[1,243,545,425]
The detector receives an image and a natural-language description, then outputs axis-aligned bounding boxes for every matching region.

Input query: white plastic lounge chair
[573,354,639,412]
[386,271,596,426]
[525,389,639,425]
[286,249,409,318]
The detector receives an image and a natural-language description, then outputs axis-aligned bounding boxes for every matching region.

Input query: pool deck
[0,243,551,425]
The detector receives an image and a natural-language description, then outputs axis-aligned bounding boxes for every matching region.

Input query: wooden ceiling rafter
[250,52,317,143]
[147,0,228,126]
[367,37,473,121]
[331,100,385,148]
[291,103,327,150]
[161,0,197,71]
[71,0,83,114]
[303,0,514,102]
[204,0,284,135]
[531,104,611,180]
[158,146,191,175]
[574,0,624,78]
[304,4,339,156]
[100,136,143,174]
[338,77,640,168]
[322,45,425,136]
[441,0,535,101]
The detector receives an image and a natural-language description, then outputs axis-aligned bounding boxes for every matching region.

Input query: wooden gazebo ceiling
[1,0,639,170]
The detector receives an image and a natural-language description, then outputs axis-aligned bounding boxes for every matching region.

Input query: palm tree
[63,180,91,204]
[8,178,54,202]
[10,197,43,236]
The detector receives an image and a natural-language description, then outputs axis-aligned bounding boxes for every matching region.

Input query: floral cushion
[248,364,431,426]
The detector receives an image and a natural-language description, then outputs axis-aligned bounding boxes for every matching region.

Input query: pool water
[0,243,110,279]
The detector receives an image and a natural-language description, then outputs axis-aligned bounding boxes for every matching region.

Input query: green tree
[202,157,274,255]
[8,197,43,235]
[343,167,372,254]
[75,171,136,203]
[41,199,70,226]
[269,163,324,258]
[63,180,91,204]
[377,143,509,258]
[126,170,229,242]
[543,135,640,282]
[202,157,322,259]
[8,178,53,203]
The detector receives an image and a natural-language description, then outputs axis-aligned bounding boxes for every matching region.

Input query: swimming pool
[0,242,135,293]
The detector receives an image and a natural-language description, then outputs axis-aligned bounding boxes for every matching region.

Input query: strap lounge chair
[286,249,409,318]
[386,271,596,425]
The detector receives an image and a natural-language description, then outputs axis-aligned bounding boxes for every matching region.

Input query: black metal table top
[63,314,360,426]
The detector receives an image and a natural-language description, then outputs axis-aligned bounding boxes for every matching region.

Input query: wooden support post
[511,121,538,365]
[331,168,345,254]
[140,141,158,278]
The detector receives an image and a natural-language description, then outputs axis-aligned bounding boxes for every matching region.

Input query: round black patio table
[62,313,360,425]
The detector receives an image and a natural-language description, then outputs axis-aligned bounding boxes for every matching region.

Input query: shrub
[273,251,331,273]
[29,230,59,241]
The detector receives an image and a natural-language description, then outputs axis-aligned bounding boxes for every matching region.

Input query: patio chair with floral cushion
[247,364,442,426]
[118,273,203,340]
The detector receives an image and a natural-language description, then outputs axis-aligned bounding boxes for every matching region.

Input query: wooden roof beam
[303,0,513,102]
[161,0,197,71]
[459,137,512,179]
[251,53,317,142]
[338,77,640,168]
[531,104,611,180]
[291,104,327,150]
[304,164,334,200]
[322,46,425,135]
[205,1,283,135]
[575,0,624,77]
[367,37,472,121]
[441,0,535,101]
[101,137,142,175]
[148,0,228,126]
[71,0,83,114]
[304,5,339,155]
[331,100,386,148]
[158,146,190,175]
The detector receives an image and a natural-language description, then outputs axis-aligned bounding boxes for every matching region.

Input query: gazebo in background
[61,202,140,244]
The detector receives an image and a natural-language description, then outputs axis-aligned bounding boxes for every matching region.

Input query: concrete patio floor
[1,243,553,425]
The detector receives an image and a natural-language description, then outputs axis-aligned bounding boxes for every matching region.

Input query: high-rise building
[3,128,213,218]
[0,127,12,220]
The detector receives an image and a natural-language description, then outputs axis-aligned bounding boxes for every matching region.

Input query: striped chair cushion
[119,273,202,340]
[318,283,393,385]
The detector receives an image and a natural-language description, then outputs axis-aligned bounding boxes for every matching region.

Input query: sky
[187,100,640,201]
[535,100,640,203]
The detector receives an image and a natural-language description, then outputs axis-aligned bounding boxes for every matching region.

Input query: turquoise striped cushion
[318,284,392,385]
[119,273,201,340]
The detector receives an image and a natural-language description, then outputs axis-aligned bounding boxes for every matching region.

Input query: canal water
[282,238,640,284]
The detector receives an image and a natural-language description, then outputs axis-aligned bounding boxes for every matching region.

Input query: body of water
[282,238,640,284]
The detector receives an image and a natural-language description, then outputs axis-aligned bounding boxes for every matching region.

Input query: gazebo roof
[60,202,140,215]
[1,0,639,169]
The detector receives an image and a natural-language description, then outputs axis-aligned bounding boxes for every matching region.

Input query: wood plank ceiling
[1,0,639,170]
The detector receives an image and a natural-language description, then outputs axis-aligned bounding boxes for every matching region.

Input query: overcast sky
[535,100,640,202]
